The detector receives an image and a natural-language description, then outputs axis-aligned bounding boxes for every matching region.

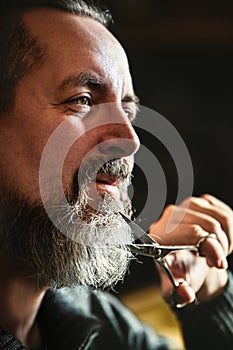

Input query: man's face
[0,8,139,202]
[0,9,140,289]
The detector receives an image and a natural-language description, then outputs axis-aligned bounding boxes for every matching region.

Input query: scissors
[120,212,198,289]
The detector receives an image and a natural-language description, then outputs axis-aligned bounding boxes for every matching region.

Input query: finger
[152,204,226,241]
[181,196,233,234]
[172,206,229,255]
[180,197,233,253]
[180,194,232,215]
[150,223,206,245]
[171,282,196,308]
[150,210,228,257]
[197,234,228,269]
[201,194,233,252]
[201,194,233,215]
[156,258,196,307]
[150,222,228,269]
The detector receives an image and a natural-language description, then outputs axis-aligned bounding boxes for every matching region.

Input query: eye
[122,105,136,122]
[123,108,131,118]
[68,95,93,107]
[59,94,94,117]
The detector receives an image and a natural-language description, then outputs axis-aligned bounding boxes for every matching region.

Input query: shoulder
[52,287,169,350]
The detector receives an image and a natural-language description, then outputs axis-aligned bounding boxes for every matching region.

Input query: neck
[0,255,48,348]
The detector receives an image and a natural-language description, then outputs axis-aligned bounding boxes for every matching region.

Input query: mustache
[71,158,132,202]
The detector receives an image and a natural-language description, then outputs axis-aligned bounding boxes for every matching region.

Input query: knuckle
[222,213,233,230]
[164,204,175,215]
[208,220,221,233]
[191,224,203,236]
[200,194,213,206]
[201,193,210,199]
[201,193,213,202]
[181,196,207,209]
[180,196,192,206]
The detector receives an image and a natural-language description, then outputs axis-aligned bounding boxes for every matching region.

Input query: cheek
[38,117,96,195]
[0,126,48,198]
[61,131,98,191]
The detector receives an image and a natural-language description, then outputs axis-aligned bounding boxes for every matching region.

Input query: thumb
[156,260,196,307]
[170,281,196,308]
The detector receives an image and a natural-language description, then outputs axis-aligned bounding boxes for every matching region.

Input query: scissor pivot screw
[153,248,162,259]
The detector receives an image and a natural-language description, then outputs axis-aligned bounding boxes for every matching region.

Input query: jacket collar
[38,288,102,350]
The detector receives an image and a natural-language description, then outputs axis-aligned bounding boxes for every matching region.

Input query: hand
[149,194,233,306]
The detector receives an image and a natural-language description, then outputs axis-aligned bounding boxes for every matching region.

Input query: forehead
[22,8,133,94]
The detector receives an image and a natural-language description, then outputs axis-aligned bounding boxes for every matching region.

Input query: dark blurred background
[99,0,233,292]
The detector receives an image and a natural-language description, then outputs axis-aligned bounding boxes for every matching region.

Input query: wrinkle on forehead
[22,8,132,95]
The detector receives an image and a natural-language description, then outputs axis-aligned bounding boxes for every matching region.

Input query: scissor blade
[119,212,156,245]
[126,244,161,258]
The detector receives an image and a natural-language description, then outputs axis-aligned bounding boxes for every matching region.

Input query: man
[0,1,232,349]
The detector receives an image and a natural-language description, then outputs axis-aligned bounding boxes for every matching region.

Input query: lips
[95,174,118,186]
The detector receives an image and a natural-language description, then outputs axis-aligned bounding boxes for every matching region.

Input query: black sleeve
[175,270,233,350]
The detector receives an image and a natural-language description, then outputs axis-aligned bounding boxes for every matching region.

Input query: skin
[0,9,139,347]
[0,9,140,201]
[0,7,232,348]
[150,194,233,305]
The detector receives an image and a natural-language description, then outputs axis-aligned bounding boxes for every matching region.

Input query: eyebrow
[122,94,140,105]
[55,72,139,105]
[55,72,104,94]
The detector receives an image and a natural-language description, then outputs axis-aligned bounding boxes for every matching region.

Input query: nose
[92,102,140,158]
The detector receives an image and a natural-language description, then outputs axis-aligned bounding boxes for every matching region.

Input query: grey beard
[0,161,134,290]
[32,186,134,289]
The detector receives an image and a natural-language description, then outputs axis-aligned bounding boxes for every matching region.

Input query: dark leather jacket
[38,287,169,350]
[1,272,233,350]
